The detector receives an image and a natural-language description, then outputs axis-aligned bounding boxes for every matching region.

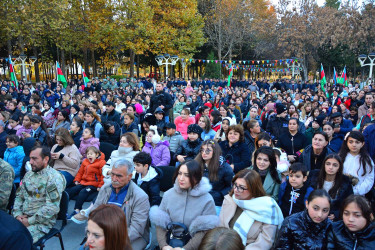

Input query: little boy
[278,162,314,218]
[133,152,162,206]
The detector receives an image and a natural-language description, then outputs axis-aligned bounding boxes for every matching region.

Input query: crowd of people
[0,76,375,250]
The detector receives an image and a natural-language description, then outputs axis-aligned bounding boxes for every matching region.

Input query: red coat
[73,152,106,188]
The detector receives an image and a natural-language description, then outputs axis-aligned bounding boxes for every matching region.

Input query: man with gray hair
[0,120,7,158]
[77,159,150,249]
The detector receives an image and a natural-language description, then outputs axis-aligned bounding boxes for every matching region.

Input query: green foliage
[325,0,341,9]
[203,51,221,79]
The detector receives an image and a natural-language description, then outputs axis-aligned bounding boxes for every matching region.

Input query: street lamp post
[180,59,186,79]
[12,54,37,82]
[287,57,301,79]
[358,53,375,83]
[155,54,179,80]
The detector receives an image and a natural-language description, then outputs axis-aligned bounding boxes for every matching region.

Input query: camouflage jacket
[0,159,15,211]
[12,166,66,229]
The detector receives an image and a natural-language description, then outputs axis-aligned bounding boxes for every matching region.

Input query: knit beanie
[276,103,287,115]
[149,125,161,144]
[187,124,203,135]
[313,114,326,127]
[71,104,79,113]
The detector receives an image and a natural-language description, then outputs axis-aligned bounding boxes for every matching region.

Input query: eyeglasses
[233,183,248,192]
[200,149,212,154]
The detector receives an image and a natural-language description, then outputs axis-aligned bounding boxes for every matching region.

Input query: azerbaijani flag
[333,67,338,87]
[338,66,348,87]
[227,64,233,87]
[320,63,326,92]
[82,69,89,87]
[9,56,18,88]
[56,61,67,88]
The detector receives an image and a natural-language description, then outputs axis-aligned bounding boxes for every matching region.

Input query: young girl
[214,117,232,142]
[79,127,100,159]
[198,115,216,140]
[327,195,375,249]
[16,114,32,139]
[28,115,50,146]
[275,189,332,249]
[4,135,25,186]
[6,114,22,135]
[174,108,195,139]
[339,131,374,196]
[67,146,106,219]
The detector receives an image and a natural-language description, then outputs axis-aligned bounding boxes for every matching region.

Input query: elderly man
[74,159,150,249]
[12,146,66,243]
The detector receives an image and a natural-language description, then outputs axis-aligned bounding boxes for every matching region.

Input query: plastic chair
[6,183,17,214]
[33,191,69,250]
[158,166,176,192]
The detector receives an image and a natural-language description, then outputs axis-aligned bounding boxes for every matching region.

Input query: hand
[52,153,61,160]
[23,133,31,138]
[328,214,335,221]
[230,164,234,170]
[177,155,186,163]
[334,127,340,133]
[159,105,165,109]
[162,246,173,250]
[21,217,30,227]
[288,155,296,162]
[16,215,26,222]
[75,181,80,185]
[97,188,100,191]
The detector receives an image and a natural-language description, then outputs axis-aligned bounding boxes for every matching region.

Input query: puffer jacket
[203,156,234,206]
[73,152,106,188]
[174,138,203,162]
[308,170,353,220]
[219,140,251,174]
[142,141,171,167]
[134,166,163,206]
[79,137,100,159]
[298,145,334,171]
[163,131,184,153]
[3,146,25,183]
[274,210,331,249]
[265,115,289,141]
[327,221,375,250]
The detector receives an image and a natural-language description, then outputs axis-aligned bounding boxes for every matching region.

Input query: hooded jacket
[134,166,163,206]
[163,131,184,153]
[203,156,234,206]
[150,177,219,250]
[4,146,25,183]
[142,141,171,167]
[266,115,289,141]
[73,153,106,188]
[275,210,331,249]
[79,137,100,159]
[174,138,203,162]
[219,140,251,174]
[327,221,375,250]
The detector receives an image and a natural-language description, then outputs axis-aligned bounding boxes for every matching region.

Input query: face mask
[118,146,133,154]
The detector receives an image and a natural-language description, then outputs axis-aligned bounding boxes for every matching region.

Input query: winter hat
[154,107,164,114]
[187,124,203,135]
[204,102,212,109]
[274,148,290,173]
[71,104,79,113]
[330,112,342,119]
[134,103,143,115]
[313,114,326,127]
[149,125,161,144]
[276,103,287,115]
[1,87,7,92]
[91,100,98,106]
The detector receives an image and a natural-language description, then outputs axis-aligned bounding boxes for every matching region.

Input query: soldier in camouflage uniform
[12,146,66,243]
[0,158,15,211]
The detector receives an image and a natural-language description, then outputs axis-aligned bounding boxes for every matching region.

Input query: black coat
[275,210,331,249]
[266,114,289,141]
[149,91,173,114]
[276,131,308,155]
[174,138,202,162]
[244,130,256,165]
[99,123,121,147]
[71,130,83,149]
[219,140,251,174]
[0,131,7,158]
[298,145,334,171]
[101,110,121,125]
[309,170,353,220]
[203,157,234,206]
[133,166,163,206]
[327,221,375,250]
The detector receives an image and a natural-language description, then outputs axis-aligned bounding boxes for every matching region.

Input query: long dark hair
[195,140,222,182]
[317,154,343,199]
[341,195,373,228]
[253,146,281,184]
[339,131,373,177]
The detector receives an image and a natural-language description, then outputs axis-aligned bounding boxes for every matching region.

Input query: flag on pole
[338,66,348,87]
[333,67,338,87]
[9,56,18,88]
[56,62,67,88]
[227,64,233,87]
[320,63,326,92]
[82,70,89,87]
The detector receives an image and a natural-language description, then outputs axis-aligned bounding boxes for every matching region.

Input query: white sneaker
[71,210,88,224]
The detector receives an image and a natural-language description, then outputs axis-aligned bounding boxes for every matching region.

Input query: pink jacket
[79,137,100,159]
[174,116,195,139]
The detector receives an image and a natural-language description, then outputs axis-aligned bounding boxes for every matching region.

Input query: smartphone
[334,124,340,128]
